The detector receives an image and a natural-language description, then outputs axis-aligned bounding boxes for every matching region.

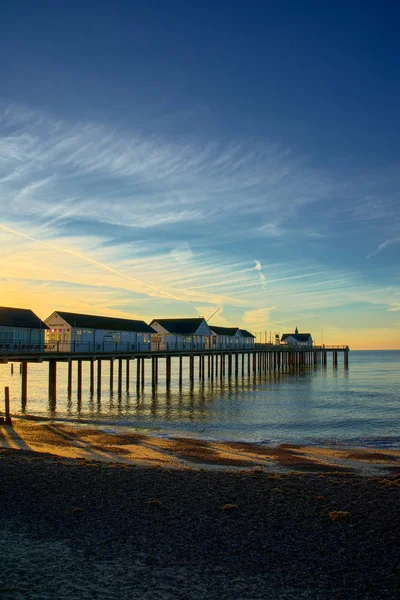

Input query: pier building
[150,318,213,350]
[281,328,313,347]
[210,326,244,348]
[0,307,48,349]
[239,329,256,347]
[44,311,154,352]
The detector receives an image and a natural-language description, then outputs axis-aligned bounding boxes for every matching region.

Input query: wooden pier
[0,344,349,404]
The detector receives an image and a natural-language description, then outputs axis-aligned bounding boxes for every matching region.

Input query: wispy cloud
[254,259,267,288]
[1,103,400,347]
[0,104,330,237]
[367,237,400,258]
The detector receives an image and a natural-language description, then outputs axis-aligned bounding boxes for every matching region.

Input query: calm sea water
[1,350,399,448]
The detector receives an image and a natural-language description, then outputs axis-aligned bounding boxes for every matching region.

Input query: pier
[0,344,349,405]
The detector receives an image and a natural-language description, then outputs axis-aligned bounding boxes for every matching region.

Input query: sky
[0,0,399,349]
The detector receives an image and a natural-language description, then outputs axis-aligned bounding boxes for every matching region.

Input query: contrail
[0,223,187,303]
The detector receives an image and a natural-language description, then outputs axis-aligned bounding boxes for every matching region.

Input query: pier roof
[210,326,241,336]
[150,318,207,335]
[239,329,255,338]
[281,333,311,342]
[51,311,154,333]
[0,306,49,329]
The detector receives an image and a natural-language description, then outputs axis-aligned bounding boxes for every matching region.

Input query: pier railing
[0,340,255,354]
[0,340,349,355]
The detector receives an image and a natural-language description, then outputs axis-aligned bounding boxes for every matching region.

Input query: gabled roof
[281,333,312,342]
[210,326,241,336]
[51,312,154,333]
[150,318,208,335]
[239,329,255,338]
[0,307,49,329]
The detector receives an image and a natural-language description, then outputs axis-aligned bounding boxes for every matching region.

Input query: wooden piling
[152,356,157,387]
[48,360,57,401]
[166,356,171,386]
[189,356,194,381]
[77,361,82,398]
[136,358,141,388]
[118,359,123,392]
[4,386,11,424]
[21,362,27,404]
[126,359,130,390]
[97,360,102,395]
[89,360,94,394]
[67,361,72,396]
[110,359,114,390]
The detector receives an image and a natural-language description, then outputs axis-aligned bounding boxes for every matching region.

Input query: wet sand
[0,419,399,599]
[1,418,400,474]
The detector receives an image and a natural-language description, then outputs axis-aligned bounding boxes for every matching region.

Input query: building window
[0,327,13,343]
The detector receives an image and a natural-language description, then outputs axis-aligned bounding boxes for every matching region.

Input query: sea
[1,350,399,449]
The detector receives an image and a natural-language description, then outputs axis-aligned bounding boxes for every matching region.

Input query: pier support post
[179,356,183,386]
[97,360,102,395]
[21,362,28,405]
[110,359,114,391]
[49,360,57,402]
[118,359,123,393]
[90,360,94,394]
[136,358,140,388]
[189,356,194,381]
[126,359,130,390]
[67,361,72,396]
[166,356,171,386]
[152,357,157,387]
[141,358,145,387]
[4,386,11,423]
[344,350,349,367]
[228,354,232,377]
[77,361,82,398]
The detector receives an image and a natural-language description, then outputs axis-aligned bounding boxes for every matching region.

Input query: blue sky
[1,1,399,348]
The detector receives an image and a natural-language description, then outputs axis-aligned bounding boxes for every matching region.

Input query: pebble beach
[0,419,399,599]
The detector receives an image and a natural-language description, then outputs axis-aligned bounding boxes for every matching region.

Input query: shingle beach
[0,420,399,599]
